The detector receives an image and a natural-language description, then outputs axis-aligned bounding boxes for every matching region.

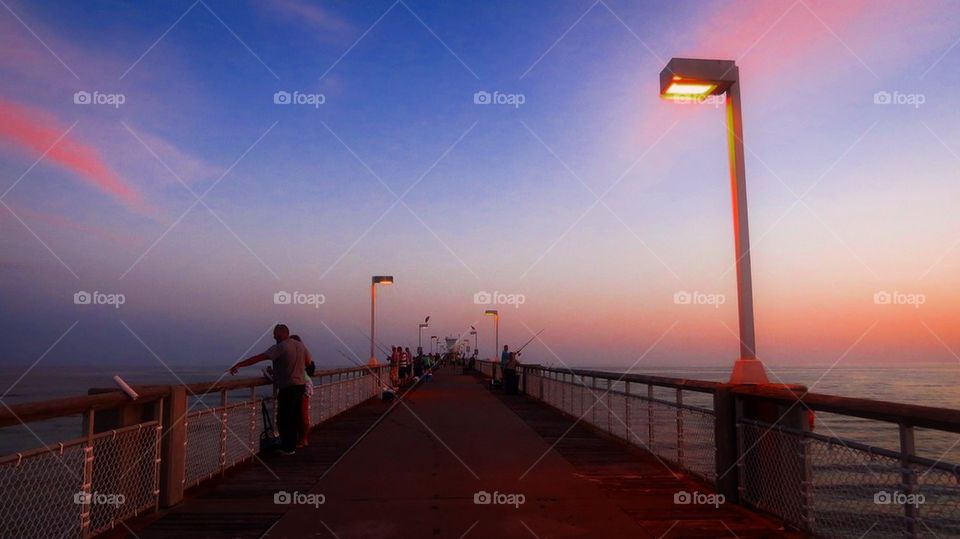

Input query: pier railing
[0,365,388,538]
[474,361,960,538]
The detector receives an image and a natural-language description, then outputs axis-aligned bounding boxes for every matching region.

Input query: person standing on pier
[413,347,424,379]
[500,345,510,383]
[290,334,315,448]
[229,324,310,455]
[389,346,399,387]
[399,346,411,383]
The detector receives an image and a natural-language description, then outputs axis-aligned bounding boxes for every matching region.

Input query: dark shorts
[400,366,411,377]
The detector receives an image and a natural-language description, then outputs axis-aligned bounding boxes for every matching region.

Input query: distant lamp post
[470,326,478,356]
[419,316,430,350]
[659,57,768,385]
[484,310,499,361]
[370,275,394,363]
[430,335,438,355]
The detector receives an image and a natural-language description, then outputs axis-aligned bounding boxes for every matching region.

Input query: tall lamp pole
[470,326,477,356]
[484,310,499,361]
[659,57,768,384]
[418,316,430,350]
[370,275,394,363]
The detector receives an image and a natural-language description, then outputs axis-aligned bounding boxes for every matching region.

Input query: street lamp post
[659,57,768,385]
[418,316,430,350]
[370,275,394,363]
[484,310,499,362]
[470,326,477,356]
[430,335,438,355]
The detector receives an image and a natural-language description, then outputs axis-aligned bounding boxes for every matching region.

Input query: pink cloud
[267,0,354,36]
[0,99,148,213]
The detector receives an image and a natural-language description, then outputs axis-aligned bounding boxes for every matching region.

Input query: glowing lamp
[659,58,735,100]
[658,57,769,385]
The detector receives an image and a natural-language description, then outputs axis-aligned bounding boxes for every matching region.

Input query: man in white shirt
[230,324,310,454]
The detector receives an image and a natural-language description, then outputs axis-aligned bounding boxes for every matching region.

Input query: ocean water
[2,364,959,464]
[604,364,960,464]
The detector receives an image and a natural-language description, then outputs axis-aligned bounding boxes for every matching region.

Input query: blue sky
[2,0,960,376]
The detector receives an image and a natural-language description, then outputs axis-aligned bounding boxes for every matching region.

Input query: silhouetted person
[290,335,315,448]
[500,345,510,382]
[504,352,520,395]
[230,324,310,455]
[414,346,425,379]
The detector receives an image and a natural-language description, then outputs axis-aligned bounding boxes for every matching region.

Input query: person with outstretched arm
[229,324,310,455]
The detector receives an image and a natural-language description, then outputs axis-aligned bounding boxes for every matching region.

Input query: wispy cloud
[263,0,354,37]
[0,99,148,213]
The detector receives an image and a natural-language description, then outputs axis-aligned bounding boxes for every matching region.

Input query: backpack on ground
[259,400,282,452]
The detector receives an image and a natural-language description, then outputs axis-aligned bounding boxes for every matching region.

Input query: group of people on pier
[227,323,525,455]
[386,346,436,386]
[228,324,452,455]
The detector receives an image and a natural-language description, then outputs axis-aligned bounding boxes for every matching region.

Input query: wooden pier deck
[124,368,795,538]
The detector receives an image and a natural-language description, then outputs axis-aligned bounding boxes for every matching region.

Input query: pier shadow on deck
[123,368,796,539]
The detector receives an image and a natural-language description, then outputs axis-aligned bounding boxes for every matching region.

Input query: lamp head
[659,58,737,100]
[372,275,394,285]
[484,309,499,317]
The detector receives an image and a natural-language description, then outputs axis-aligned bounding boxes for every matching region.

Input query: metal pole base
[729,358,769,385]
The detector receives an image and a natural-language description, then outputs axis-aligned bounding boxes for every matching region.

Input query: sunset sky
[1,0,959,374]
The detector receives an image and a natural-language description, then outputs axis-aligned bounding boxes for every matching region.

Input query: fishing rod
[335,349,363,367]
[356,328,392,357]
[515,329,545,355]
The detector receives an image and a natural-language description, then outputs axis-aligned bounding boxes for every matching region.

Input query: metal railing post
[713,387,739,503]
[592,377,597,425]
[219,390,227,473]
[900,423,918,538]
[676,388,684,467]
[606,379,612,433]
[79,409,95,538]
[625,381,631,443]
[647,384,655,450]
[159,386,187,507]
[249,387,257,452]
